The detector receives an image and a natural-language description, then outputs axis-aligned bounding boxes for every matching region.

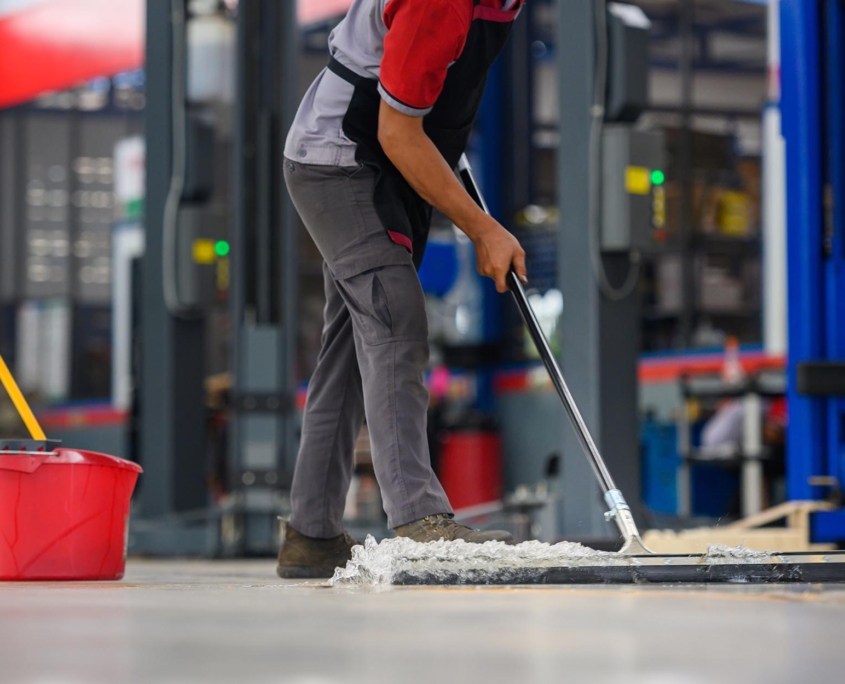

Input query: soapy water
[331,536,620,586]
[703,544,777,564]
[330,536,778,586]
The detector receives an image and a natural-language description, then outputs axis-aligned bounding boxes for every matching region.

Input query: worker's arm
[378,100,527,293]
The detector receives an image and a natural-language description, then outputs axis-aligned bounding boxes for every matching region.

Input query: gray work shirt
[284,0,519,167]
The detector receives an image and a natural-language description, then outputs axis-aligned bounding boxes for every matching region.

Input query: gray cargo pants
[284,160,453,537]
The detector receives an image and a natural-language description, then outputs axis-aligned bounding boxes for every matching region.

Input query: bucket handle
[0,353,47,441]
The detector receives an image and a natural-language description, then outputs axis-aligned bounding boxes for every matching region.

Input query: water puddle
[330,537,783,585]
[331,535,622,586]
[703,545,777,565]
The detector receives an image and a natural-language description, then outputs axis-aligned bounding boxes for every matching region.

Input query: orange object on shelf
[722,336,747,384]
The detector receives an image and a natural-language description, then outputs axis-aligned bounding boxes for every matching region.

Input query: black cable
[589,0,642,301]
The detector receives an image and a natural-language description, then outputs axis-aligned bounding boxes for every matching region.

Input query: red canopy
[299,0,354,25]
[0,0,145,108]
[0,0,354,110]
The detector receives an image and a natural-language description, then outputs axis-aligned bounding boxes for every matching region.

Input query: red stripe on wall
[638,353,785,384]
[37,405,128,430]
[493,353,787,394]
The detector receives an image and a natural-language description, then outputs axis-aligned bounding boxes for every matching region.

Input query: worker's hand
[376,102,526,289]
[469,215,528,293]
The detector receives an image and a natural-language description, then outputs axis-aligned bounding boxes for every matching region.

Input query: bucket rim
[0,448,142,474]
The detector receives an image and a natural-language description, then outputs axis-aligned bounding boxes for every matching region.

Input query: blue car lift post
[782,0,845,543]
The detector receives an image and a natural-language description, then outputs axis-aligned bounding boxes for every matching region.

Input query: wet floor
[1,559,844,683]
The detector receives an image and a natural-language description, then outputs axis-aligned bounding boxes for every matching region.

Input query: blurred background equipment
[0,0,842,557]
[3,1,845,679]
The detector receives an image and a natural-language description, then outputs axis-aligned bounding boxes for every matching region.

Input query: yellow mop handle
[0,353,46,441]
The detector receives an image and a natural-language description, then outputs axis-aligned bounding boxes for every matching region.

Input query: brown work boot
[395,514,514,545]
[276,523,361,579]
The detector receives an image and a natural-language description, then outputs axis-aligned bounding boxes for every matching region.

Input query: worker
[278,0,528,578]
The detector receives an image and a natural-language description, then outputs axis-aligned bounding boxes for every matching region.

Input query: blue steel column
[475,57,505,342]
[824,0,845,493]
[780,0,826,501]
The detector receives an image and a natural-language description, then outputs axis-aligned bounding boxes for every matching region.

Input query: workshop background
[1,1,845,683]
[0,0,842,554]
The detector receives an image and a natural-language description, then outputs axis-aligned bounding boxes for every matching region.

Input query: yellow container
[718,190,751,237]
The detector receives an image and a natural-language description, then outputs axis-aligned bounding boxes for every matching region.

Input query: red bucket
[0,448,142,581]
[439,430,503,511]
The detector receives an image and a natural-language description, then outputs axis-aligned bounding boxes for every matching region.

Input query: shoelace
[423,515,473,538]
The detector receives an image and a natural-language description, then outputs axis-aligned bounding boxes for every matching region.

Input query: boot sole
[276,565,339,579]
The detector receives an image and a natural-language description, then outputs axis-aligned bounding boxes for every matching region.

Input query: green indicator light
[651,169,665,186]
[215,240,230,257]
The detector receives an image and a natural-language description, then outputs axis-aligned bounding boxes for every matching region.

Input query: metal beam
[555,0,647,540]
[556,0,605,537]
[228,0,300,555]
[139,0,207,517]
[678,0,695,347]
[823,0,845,511]
[278,0,300,481]
[781,0,826,502]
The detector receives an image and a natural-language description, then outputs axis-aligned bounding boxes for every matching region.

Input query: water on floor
[331,536,830,585]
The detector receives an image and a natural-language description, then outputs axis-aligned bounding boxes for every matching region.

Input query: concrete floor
[1,561,844,684]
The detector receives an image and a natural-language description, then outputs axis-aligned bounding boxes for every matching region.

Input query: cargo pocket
[371,272,392,333]
[338,263,428,346]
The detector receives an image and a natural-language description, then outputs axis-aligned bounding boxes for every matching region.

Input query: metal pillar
[678,0,695,347]
[503,1,534,217]
[556,0,643,539]
[781,0,845,541]
[228,0,299,555]
[781,0,825,502]
[762,0,788,356]
[138,0,208,518]
[823,0,845,524]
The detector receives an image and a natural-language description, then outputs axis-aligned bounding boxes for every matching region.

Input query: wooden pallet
[642,501,836,553]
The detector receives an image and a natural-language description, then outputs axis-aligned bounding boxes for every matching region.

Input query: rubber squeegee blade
[391,551,845,585]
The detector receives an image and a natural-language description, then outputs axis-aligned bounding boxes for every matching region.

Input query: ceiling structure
[0,0,769,112]
[0,0,359,109]
[637,0,767,74]
[0,0,144,109]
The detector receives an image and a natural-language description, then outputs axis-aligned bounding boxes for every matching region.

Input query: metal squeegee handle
[506,270,616,494]
[457,154,652,554]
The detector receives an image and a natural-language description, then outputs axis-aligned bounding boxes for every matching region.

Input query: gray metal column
[678,0,695,346]
[138,0,208,521]
[557,0,604,538]
[0,114,20,307]
[556,0,644,540]
[278,0,300,497]
[228,0,299,555]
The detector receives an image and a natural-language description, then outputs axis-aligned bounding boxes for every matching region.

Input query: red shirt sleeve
[379,0,473,115]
